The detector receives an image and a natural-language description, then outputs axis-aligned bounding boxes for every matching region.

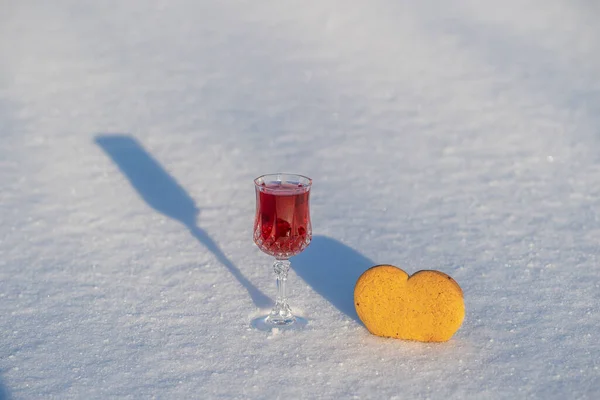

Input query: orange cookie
[354,265,464,342]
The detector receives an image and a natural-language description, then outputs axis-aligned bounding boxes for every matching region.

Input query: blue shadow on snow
[292,235,374,323]
[0,376,10,400]
[95,134,272,308]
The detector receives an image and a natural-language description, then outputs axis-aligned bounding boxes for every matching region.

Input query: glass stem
[267,259,295,324]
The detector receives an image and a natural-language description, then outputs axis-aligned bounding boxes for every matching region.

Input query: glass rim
[254,173,312,188]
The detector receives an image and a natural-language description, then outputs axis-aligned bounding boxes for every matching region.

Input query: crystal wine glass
[252,173,312,329]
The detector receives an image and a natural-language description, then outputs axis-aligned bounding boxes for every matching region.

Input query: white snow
[1,0,600,398]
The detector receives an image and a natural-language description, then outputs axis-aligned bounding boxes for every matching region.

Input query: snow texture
[1,0,600,398]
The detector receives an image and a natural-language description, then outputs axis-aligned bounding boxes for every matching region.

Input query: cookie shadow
[292,235,374,324]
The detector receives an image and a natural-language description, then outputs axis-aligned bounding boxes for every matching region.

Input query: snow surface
[1,0,600,398]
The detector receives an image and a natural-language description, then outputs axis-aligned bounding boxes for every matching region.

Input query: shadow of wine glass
[292,235,374,324]
[94,134,272,309]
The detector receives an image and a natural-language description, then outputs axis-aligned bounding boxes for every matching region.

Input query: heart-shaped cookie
[354,265,464,342]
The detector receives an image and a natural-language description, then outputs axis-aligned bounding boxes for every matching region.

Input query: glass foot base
[251,315,308,331]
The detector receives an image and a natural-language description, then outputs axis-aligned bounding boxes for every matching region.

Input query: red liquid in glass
[254,182,312,259]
